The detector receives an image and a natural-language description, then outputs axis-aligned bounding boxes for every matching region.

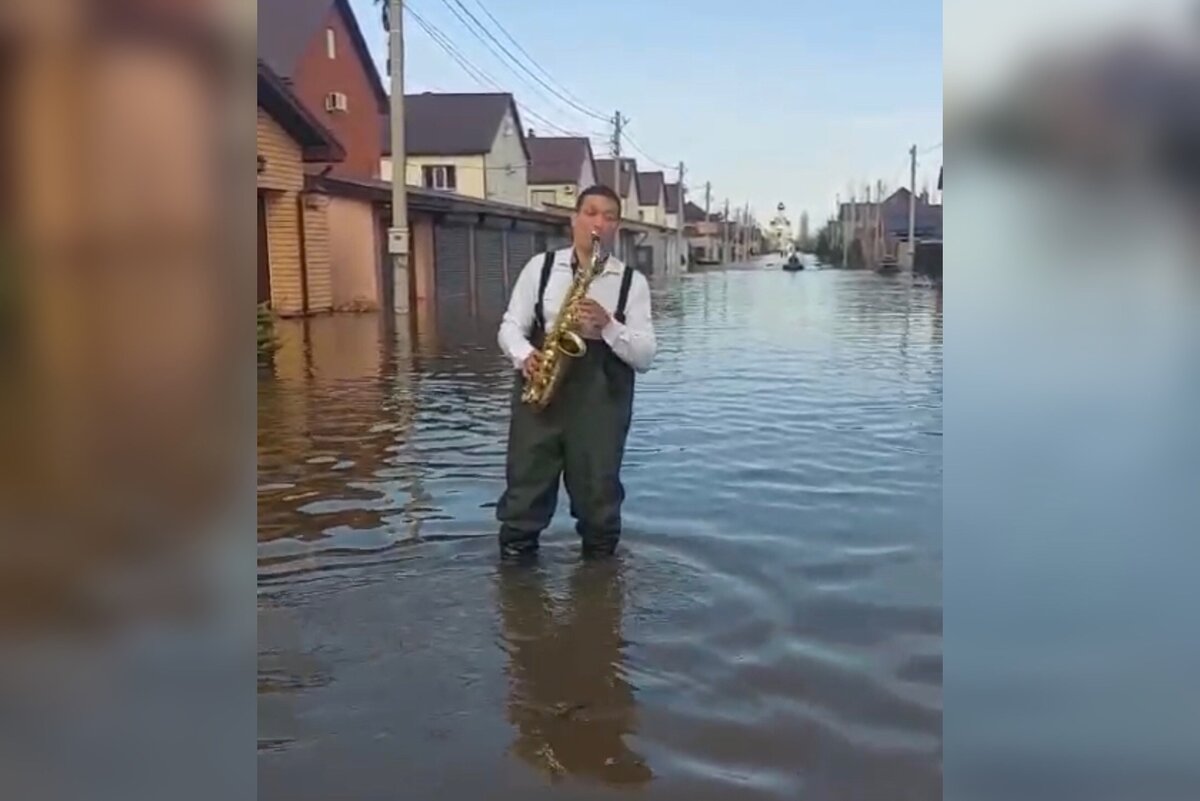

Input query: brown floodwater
[257,260,943,800]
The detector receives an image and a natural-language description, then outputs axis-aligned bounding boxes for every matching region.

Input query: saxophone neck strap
[615,265,634,324]
[533,249,555,332]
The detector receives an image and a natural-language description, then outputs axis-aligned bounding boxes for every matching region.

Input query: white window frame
[326,28,336,59]
[423,165,456,191]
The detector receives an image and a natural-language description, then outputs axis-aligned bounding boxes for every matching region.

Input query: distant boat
[783,254,804,271]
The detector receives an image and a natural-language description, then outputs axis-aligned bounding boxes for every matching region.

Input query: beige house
[257,60,345,315]
[664,182,683,229]
[381,92,531,207]
[636,171,667,226]
[595,158,642,222]
[526,135,598,208]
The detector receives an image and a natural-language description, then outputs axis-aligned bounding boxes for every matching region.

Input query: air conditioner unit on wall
[325,92,348,112]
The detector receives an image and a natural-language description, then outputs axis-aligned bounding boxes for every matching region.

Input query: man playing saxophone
[496,185,657,561]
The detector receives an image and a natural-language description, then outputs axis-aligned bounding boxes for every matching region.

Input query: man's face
[572,194,620,250]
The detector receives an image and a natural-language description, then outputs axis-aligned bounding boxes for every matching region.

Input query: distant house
[664,182,683,230]
[636,171,667,226]
[381,92,531,207]
[257,0,388,180]
[257,60,345,315]
[682,200,723,263]
[837,188,942,269]
[526,134,597,209]
[595,158,642,221]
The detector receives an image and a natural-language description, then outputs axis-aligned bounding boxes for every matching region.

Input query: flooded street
[258,262,943,800]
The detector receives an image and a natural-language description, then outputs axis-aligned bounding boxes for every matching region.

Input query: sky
[348,0,942,231]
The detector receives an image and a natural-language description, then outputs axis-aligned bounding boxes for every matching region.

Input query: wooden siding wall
[256,109,333,316]
[256,110,302,192]
[302,194,333,312]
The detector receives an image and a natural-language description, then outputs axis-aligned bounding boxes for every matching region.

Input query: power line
[406,6,499,87]
[404,5,584,138]
[466,0,609,120]
[429,0,586,129]
[436,0,610,124]
[402,3,685,192]
[620,128,674,171]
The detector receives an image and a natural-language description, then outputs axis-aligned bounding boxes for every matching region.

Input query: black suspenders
[532,250,555,335]
[615,264,634,324]
[533,250,635,332]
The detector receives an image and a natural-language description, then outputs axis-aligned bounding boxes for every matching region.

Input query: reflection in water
[258,268,943,800]
[497,559,652,786]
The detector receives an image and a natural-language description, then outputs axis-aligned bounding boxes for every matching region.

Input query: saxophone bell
[558,330,587,358]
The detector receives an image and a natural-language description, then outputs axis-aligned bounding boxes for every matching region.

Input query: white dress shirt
[498,247,657,373]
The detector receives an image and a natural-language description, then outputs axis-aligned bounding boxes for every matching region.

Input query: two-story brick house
[259,0,395,311]
[257,60,345,315]
[258,0,388,180]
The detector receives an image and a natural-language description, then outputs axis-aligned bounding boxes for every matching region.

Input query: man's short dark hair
[575,184,622,216]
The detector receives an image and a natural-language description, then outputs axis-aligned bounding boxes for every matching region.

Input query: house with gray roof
[664,182,683,229]
[636,171,667,226]
[594,158,642,221]
[381,92,531,207]
[526,134,598,209]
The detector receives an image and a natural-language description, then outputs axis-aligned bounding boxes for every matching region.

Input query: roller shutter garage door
[434,224,471,318]
[474,227,506,317]
[505,231,535,294]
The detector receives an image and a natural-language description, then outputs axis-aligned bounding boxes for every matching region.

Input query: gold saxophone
[521,232,607,411]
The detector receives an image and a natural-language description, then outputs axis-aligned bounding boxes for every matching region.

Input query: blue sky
[348,0,942,230]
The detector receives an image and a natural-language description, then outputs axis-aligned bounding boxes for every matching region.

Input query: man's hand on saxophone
[521,351,542,381]
[575,298,611,338]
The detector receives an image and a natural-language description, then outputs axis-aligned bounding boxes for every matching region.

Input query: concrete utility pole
[387,0,409,314]
[875,179,884,267]
[864,182,873,268]
[704,181,711,219]
[834,193,841,258]
[847,186,856,268]
[676,161,685,270]
[610,109,626,258]
[908,144,917,270]
[722,198,730,263]
[744,202,751,259]
[610,110,625,186]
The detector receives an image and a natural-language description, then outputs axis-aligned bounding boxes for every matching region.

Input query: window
[326,28,336,59]
[421,165,456,191]
[531,189,556,207]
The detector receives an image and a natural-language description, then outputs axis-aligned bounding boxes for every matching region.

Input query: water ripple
[258,267,942,799]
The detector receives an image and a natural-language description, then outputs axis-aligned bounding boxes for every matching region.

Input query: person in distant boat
[495,185,657,561]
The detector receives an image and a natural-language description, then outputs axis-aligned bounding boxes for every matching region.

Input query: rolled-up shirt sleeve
[498,255,542,370]
[600,271,656,373]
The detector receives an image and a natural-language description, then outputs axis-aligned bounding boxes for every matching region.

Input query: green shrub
[257,303,279,367]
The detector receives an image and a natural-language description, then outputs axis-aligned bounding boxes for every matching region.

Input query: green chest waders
[497,254,637,558]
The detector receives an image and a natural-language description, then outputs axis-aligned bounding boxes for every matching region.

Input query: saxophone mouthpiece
[590,231,605,265]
